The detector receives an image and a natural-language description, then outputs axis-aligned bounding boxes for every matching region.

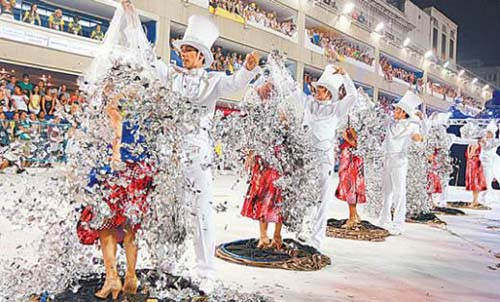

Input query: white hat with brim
[486,120,497,134]
[311,65,345,101]
[395,90,422,119]
[172,15,219,68]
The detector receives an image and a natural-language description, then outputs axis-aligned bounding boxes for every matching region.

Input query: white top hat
[486,120,497,134]
[395,90,422,118]
[172,15,219,68]
[311,65,345,101]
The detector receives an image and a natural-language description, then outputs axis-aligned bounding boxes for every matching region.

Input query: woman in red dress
[335,127,366,228]
[241,152,284,250]
[427,150,443,208]
[465,140,487,207]
[76,92,153,299]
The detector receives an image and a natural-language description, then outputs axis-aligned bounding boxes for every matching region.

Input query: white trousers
[182,132,216,280]
[379,154,408,229]
[310,162,334,252]
[481,160,500,203]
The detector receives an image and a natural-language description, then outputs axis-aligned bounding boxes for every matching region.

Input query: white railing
[0,15,101,57]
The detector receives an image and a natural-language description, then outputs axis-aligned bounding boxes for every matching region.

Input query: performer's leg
[95,229,122,299]
[481,167,493,203]
[270,223,283,250]
[123,226,138,294]
[379,164,394,227]
[471,190,480,207]
[190,167,216,280]
[310,163,333,252]
[257,221,270,248]
[343,204,358,228]
[392,165,408,232]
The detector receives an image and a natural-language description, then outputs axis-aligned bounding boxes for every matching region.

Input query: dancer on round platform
[241,83,285,250]
[77,91,153,299]
[335,125,366,228]
[465,139,487,207]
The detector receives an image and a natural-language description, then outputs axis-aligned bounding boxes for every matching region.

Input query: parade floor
[1,168,499,302]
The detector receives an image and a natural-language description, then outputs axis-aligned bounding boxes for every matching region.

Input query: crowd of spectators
[378,94,397,113]
[426,79,458,101]
[209,0,297,37]
[0,72,81,162]
[379,55,421,87]
[307,29,375,66]
[13,3,106,41]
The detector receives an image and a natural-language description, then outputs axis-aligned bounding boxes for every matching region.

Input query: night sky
[411,0,500,67]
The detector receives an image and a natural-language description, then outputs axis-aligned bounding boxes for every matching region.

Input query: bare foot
[341,218,358,229]
[269,236,283,250]
[257,237,270,249]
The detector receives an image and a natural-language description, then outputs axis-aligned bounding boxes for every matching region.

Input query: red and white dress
[241,156,283,223]
[465,144,487,192]
[335,141,366,205]
[427,150,443,194]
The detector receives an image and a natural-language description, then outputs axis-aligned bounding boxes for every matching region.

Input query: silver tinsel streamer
[425,122,455,205]
[212,50,321,234]
[345,91,391,218]
[406,140,431,217]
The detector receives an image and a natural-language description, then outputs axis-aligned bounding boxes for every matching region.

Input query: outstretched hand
[245,52,260,71]
[121,0,134,12]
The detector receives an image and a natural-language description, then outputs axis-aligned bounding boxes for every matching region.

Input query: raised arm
[216,52,260,98]
[335,73,357,120]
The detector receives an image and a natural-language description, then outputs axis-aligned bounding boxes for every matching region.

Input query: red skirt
[335,144,366,204]
[427,158,443,194]
[77,161,154,245]
[241,157,283,223]
[465,149,487,192]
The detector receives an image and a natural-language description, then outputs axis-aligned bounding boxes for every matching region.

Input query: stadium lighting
[458,69,465,76]
[424,50,433,59]
[471,78,478,85]
[343,2,355,14]
[375,22,384,32]
[403,37,411,47]
[443,61,450,68]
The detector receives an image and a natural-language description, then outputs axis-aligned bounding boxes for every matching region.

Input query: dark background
[412,0,500,66]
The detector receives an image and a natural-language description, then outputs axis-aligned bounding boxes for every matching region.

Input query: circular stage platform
[326,219,390,242]
[406,212,447,226]
[432,206,466,216]
[215,238,331,271]
[40,270,204,302]
[447,201,492,210]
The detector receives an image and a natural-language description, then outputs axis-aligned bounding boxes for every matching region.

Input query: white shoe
[197,277,219,294]
[388,226,403,236]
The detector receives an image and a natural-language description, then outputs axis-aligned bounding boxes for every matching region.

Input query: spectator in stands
[58,84,70,100]
[38,110,46,121]
[42,88,57,117]
[6,75,16,94]
[68,16,83,36]
[38,80,46,96]
[29,85,42,115]
[49,9,65,31]
[0,85,10,112]
[18,74,33,96]
[91,24,105,41]
[0,112,9,146]
[10,85,29,113]
[358,12,366,24]
[23,4,41,26]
